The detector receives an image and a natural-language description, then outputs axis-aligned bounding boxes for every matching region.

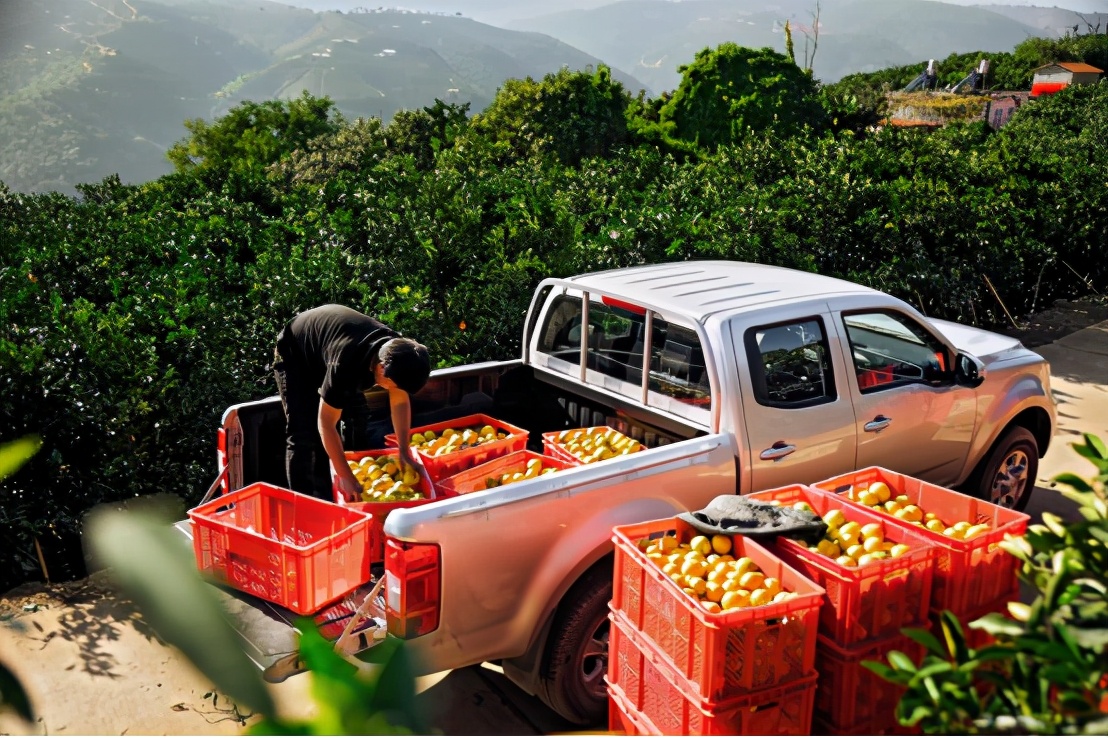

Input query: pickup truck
[195,260,1055,725]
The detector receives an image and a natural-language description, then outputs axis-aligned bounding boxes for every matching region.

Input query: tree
[468,65,633,166]
[167,91,343,178]
[656,44,826,150]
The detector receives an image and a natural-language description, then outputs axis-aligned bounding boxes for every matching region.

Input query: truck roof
[569,260,879,320]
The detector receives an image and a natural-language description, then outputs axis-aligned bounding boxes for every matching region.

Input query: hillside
[507,0,1055,92]
[0,0,645,194]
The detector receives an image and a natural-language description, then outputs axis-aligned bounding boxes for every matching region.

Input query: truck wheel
[969,426,1038,511]
[538,562,612,726]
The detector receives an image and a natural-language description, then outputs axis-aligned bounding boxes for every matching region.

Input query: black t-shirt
[280,305,399,409]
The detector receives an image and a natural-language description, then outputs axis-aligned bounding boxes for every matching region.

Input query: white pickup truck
[198,260,1055,724]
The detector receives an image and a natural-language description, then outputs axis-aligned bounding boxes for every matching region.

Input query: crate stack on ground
[746,483,937,736]
[608,517,824,735]
[815,467,1030,652]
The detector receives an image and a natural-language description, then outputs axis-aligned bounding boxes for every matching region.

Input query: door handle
[759,442,797,461]
[864,415,892,433]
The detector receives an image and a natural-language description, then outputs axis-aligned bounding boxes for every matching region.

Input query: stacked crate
[608,517,824,735]
[815,467,1030,656]
[745,484,938,736]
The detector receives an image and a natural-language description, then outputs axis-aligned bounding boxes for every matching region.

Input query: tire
[537,561,613,726]
[968,426,1039,511]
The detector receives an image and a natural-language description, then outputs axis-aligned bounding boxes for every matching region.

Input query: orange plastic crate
[189,483,372,615]
[542,425,644,465]
[435,449,577,496]
[611,517,823,703]
[332,449,438,564]
[608,667,817,736]
[385,413,528,483]
[813,467,1028,616]
[746,484,936,646]
[813,633,924,734]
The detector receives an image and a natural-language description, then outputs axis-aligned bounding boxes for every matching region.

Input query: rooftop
[569,261,877,321]
[1033,62,1104,74]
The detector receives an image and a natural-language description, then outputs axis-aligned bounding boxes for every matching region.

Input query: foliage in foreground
[867,434,1108,734]
[84,507,423,735]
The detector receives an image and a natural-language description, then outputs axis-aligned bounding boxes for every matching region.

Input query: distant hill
[506,0,1060,92]
[0,0,646,194]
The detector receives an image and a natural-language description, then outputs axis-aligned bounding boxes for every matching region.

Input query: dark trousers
[273,343,332,500]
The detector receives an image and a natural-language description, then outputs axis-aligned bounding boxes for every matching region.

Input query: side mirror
[955,352,986,388]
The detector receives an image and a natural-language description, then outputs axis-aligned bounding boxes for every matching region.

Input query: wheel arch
[500,543,614,698]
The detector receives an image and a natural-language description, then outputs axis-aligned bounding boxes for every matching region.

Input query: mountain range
[1,0,1104,194]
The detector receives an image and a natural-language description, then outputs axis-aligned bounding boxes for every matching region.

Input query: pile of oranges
[638,534,799,614]
[409,424,508,458]
[847,480,992,541]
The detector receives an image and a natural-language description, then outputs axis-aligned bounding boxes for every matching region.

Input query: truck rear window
[535,295,711,423]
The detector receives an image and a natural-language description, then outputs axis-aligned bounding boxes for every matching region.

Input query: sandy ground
[2,300,1105,737]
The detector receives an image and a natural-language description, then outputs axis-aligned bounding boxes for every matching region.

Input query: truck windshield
[535,294,711,423]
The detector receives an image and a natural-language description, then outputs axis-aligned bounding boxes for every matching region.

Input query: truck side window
[648,318,711,409]
[745,319,836,408]
[842,311,950,392]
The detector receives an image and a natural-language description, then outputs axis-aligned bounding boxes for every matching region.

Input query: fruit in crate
[847,481,991,541]
[348,456,424,503]
[636,534,799,613]
[410,424,508,457]
[483,457,560,489]
[554,426,642,463]
[789,503,912,567]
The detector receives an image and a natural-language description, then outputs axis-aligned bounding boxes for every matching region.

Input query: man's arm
[318,400,360,502]
[387,387,423,473]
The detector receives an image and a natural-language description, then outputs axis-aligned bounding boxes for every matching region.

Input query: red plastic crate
[611,517,824,703]
[813,633,924,734]
[385,413,528,483]
[745,484,936,646]
[435,449,577,496]
[332,449,438,564]
[542,425,645,466]
[189,483,373,615]
[608,669,817,736]
[813,467,1029,616]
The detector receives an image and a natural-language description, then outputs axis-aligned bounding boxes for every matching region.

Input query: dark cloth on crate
[678,494,828,545]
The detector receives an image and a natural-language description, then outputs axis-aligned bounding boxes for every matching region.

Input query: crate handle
[197,466,230,507]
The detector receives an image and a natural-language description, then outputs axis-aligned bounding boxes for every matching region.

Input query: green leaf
[887,649,920,672]
[0,436,41,480]
[0,660,34,722]
[903,625,947,657]
[85,508,276,716]
[1051,473,1093,493]
[862,659,903,683]
[973,612,1024,637]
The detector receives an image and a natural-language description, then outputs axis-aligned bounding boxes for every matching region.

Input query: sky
[283,0,1108,24]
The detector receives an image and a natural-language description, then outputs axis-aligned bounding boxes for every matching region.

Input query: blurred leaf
[85,508,275,716]
[0,436,41,480]
[0,661,34,722]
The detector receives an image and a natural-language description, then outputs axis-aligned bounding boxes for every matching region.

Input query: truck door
[728,308,859,493]
[831,306,975,487]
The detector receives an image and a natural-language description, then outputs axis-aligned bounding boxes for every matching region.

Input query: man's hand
[335,472,361,503]
[398,449,426,484]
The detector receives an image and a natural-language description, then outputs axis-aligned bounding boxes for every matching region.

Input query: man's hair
[379,337,431,395]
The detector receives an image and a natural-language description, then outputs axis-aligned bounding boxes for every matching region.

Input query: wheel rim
[989,446,1030,507]
[579,613,610,701]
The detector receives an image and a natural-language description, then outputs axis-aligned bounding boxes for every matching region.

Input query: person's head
[374,337,431,395]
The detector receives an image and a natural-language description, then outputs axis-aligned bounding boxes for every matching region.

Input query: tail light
[384,538,441,638]
[216,428,229,494]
